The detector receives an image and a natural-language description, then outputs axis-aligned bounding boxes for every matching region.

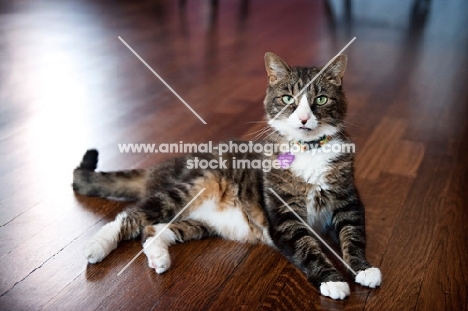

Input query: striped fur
[76,53,381,300]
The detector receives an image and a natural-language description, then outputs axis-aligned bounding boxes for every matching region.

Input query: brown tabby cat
[73,53,381,300]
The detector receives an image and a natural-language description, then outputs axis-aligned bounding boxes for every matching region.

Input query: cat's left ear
[325,54,347,86]
[265,52,291,85]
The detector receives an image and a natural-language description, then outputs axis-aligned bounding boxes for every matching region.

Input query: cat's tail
[72,149,148,200]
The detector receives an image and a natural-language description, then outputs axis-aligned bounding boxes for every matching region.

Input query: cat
[73,52,382,300]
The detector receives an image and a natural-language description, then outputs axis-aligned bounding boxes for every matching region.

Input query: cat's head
[263,52,348,141]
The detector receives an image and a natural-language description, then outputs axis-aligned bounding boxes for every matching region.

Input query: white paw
[355,267,382,288]
[84,219,122,264]
[320,281,350,300]
[147,252,171,274]
[84,240,107,264]
[143,239,172,274]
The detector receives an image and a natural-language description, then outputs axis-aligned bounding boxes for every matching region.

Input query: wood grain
[364,153,454,310]
[206,245,289,310]
[355,117,425,180]
[415,146,468,310]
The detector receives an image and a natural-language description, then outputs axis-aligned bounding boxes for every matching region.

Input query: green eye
[315,95,328,106]
[282,95,295,105]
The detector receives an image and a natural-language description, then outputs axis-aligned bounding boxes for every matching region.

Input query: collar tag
[277,152,295,169]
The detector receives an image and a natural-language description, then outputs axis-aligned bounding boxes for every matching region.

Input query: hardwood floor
[1,0,467,310]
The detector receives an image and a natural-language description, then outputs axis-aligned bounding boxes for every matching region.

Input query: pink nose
[300,118,308,125]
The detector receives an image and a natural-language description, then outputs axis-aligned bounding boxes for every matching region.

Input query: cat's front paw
[84,240,107,264]
[320,281,350,300]
[355,267,382,288]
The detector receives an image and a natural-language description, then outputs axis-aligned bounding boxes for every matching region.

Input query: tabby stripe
[334,218,364,234]
[167,188,184,205]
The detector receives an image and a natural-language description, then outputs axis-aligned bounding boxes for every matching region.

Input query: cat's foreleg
[142,220,216,274]
[267,204,350,300]
[332,201,382,288]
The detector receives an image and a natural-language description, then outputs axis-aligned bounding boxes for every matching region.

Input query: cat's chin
[293,127,332,141]
[269,117,339,142]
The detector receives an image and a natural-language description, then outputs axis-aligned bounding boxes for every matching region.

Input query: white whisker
[253,129,273,141]
[246,126,270,136]
[245,121,268,124]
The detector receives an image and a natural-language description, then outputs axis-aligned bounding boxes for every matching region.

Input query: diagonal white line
[269,37,356,124]
[118,36,207,125]
[117,187,206,276]
[268,188,357,276]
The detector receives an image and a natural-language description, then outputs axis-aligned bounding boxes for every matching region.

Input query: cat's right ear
[264,52,291,85]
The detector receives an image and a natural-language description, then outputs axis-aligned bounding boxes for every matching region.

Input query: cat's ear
[264,52,291,85]
[325,54,347,86]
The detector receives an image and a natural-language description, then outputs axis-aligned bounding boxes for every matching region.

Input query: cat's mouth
[299,126,312,131]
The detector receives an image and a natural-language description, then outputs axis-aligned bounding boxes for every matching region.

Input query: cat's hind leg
[85,194,178,264]
[142,220,216,274]
[85,209,146,263]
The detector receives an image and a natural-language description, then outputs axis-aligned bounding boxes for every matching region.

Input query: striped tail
[72,149,148,200]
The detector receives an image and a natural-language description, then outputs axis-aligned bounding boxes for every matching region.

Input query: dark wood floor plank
[364,153,454,310]
[0,199,128,296]
[206,245,289,310]
[415,144,468,310]
[356,174,414,265]
[0,218,110,310]
[43,240,253,310]
[259,265,323,311]
[146,243,253,310]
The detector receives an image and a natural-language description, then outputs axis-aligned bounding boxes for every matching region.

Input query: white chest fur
[289,141,342,230]
[289,141,341,186]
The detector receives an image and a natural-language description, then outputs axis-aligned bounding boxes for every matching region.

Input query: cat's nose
[300,119,308,125]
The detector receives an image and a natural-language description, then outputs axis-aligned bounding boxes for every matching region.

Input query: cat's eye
[315,95,328,106]
[282,95,295,105]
